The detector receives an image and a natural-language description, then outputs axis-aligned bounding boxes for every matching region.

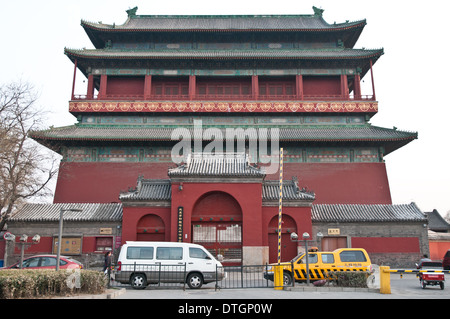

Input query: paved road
[115,274,450,299]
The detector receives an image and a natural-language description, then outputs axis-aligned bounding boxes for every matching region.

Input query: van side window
[340,250,367,262]
[127,247,154,259]
[156,247,183,260]
[189,248,210,259]
[321,253,335,264]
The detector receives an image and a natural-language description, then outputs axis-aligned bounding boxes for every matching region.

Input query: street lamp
[302,232,311,286]
[316,232,323,251]
[290,231,311,286]
[56,207,82,271]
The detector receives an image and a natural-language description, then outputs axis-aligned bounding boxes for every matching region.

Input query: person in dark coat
[103,251,112,273]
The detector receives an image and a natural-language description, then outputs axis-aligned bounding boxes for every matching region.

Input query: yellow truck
[265,248,372,285]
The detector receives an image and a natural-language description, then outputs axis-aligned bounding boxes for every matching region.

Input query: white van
[115,241,225,289]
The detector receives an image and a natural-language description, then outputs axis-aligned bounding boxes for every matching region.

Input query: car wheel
[283,272,293,286]
[420,279,426,289]
[130,273,147,289]
[440,282,445,290]
[187,273,203,289]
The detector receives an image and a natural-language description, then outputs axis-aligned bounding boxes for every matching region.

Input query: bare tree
[0,81,59,231]
[444,210,450,224]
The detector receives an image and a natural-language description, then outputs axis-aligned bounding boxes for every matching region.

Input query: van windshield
[189,248,211,259]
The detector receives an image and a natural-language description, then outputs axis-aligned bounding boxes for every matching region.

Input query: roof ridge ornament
[312,6,324,17]
[126,6,138,18]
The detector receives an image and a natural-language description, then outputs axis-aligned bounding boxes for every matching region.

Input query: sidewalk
[54,288,127,299]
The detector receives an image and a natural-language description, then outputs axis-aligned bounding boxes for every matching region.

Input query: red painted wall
[106,76,144,96]
[351,237,420,253]
[429,242,450,260]
[303,76,341,96]
[265,163,392,204]
[54,162,391,205]
[53,162,172,203]
[122,207,171,243]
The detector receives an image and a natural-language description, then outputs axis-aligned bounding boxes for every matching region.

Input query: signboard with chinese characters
[328,228,340,235]
[177,207,183,242]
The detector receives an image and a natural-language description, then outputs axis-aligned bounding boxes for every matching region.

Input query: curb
[284,286,380,293]
[55,288,127,299]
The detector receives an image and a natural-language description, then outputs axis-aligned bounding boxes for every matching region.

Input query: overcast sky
[1,0,449,215]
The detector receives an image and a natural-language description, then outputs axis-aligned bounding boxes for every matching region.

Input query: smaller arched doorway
[136,214,165,241]
[268,215,298,263]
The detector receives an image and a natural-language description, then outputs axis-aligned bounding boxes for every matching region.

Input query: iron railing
[108,262,295,290]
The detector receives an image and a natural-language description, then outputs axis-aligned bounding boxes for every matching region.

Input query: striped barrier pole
[274,148,284,291]
[277,147,283,265]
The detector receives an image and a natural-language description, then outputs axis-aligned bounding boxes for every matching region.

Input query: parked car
[264,248,372,285]
[115,241,225,289]
[443,250,450,270]
[2,255,83,270]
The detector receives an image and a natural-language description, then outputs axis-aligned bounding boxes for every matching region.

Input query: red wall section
[303,76,341,96]
[352,237,420,253]
[107,76,144,96]
[54,162,392,205]
[429,242,450,260]
[265,163,392,204]
[122,207,171,242]
[53,162,172,203]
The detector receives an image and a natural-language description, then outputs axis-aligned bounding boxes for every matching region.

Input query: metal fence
[108,263,290,290]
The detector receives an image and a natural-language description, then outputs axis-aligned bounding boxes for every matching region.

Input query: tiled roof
[31,125,417,143]
[119,179,171,201]
[119,175,315,202]
[311,203,426,222]
[9,203,123,222]
[426,209,450,232]
[262,178,315,201]
[9,201,426,224]
[81,14,366,32]
[168,153,264,177]
[64,48,383,60]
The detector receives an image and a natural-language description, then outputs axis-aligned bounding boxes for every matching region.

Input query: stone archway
[136,214,165,241]
[191,191,243,265]
[268,214,298,263]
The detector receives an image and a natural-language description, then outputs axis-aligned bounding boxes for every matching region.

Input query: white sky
[1,0,449,215]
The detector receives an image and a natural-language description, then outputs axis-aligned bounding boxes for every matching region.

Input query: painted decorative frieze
[69,101,378,113]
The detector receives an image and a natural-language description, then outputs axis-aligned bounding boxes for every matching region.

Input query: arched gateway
[191,191,243,266]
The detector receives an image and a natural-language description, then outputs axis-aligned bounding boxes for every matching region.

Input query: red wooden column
[86,74,95,99]
[144,74,152,99]
[98,74,108,99]
[370,60,376,101]
[296,74,303,100]
[340,74,349,100]
[354,74,362,100]
[71,59,77,100]
[189,75,196,100]
[252,75,259,99]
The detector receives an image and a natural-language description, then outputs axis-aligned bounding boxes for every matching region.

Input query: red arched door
[136,214,165,241]
[191,191,242,266]
[268,215,298,263]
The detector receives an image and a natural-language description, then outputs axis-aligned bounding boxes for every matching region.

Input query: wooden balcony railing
[72,93,375,101]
